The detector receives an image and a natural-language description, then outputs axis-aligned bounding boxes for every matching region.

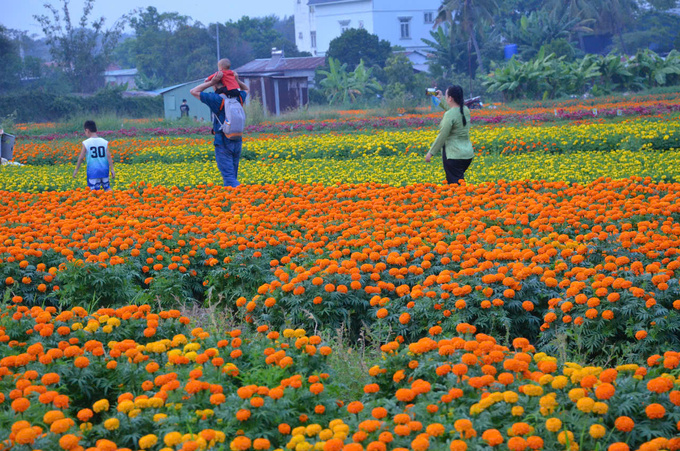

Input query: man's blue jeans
[215,138,242,187]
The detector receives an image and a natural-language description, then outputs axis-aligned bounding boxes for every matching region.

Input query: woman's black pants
[442,152,472,184]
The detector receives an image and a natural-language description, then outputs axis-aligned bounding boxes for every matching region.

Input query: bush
[0,87,163,122]
[244,96,265,126]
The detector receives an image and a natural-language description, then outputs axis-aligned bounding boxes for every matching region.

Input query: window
[299,32,303,40]
[311,31,317,48]
[339,20,351,33]
[359,20,364,29]
[399,17,411,39]
[424,12,434,24]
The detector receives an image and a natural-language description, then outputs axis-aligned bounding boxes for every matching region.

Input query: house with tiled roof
[233,49,326,115]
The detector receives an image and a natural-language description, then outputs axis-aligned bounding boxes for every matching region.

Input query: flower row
[2,178,679,363]
[1,303,679,450]
[13,116,680,166]
[2,148,680,193]
[16,93,680,141]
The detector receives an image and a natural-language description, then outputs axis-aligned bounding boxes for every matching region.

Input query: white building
[295,0,441,58]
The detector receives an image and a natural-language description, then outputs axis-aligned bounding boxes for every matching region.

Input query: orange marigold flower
[347,401,364,414]
[482,429,504,446]
[614,416,634,432]
[645,403,665,419]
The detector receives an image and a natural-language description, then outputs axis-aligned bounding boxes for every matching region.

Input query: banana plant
[318,58,381,105]
[504,6,593,60]
[630,49,680,87]
[564,54,601,94]
[318,57,351,105]
[593,53,636,93]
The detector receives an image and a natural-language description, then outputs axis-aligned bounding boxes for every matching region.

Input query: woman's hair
[446,85,467,127]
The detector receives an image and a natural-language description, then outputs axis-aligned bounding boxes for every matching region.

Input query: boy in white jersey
[73,120,115,190]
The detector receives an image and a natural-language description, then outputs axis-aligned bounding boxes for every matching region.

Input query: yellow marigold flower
[551,376,568,389]
[558,430,575,445]
[305,424,322,436]
[539,374,554,385]
[290,435,305,445]
[93,399,110,413]
[183,343,201,352]
[139,434,158,449]
[589,424,606,439]
[592,402,609,415]
[104,418,119,431]
[539,394,558,410]
[503,391,519,403]
[616,364,639,372]
[546,418,562,432]
[163,432,182,447]
[576,397,595,413]
[534,352,548,362]
[149,397,164,408]
[319,429,333,440]
[328,420,344,428]
[568,388,586,402]
[294,442,312,451]
[523,385,544,396]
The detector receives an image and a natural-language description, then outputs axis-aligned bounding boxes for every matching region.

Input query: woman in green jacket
[424,85,474,184]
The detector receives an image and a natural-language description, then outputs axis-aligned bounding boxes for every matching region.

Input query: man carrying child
[190,58,248,187]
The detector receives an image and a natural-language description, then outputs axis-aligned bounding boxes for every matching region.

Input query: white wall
[296,0,440,56]
[294,0,314,54]
[314,0,373,56]
[372,0,440,51]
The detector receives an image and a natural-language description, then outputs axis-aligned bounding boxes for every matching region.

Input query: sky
[1,0,295,36]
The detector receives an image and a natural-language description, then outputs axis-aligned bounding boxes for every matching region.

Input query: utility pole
[216,23,221,62]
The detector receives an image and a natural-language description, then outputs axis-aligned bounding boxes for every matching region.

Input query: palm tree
[547,0,637,53]
[435,0,499,74]
[421,26,468,79]
[593,0,638,54]
[547,0,596,51]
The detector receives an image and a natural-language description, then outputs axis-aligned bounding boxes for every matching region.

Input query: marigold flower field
[1,96,680,450]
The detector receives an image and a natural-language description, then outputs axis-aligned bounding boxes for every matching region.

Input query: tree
[645,0,680,10]
[593,0,639,53]
[435,0,500,73]
[620,9,680,54]
[233,16,307,58]
[326,29,392,69]
[0,26,23,93]
[34,0,126,93]
[119,10,308,87]
[384,54,416,91]
[128,7,195,84]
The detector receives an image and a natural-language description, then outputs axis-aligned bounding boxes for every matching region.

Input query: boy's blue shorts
[87,177,111,191]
